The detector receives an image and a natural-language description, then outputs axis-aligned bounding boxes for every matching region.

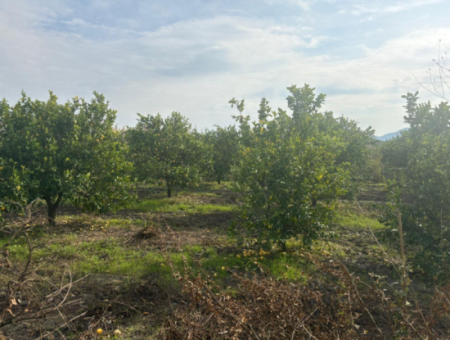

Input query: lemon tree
[381,91,450,275]
[286,84,374,201]
[203,125,239,184]
[126,112,206,197]
[0,92,133,225]
[232,85,358,250]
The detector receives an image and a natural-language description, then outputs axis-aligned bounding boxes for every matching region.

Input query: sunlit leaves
[0,92,133,224]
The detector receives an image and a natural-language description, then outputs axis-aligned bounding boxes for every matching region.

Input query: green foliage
[231,85,364,250]
[380,132,410,179]
[203,125,239,184]
[287,84,326,128]
[126,112,207,197]
[331,117,376,196]
[365,145,385,183]
[229,97,252,147]
[381,91,450,277]
[287,84,375,196]
[0,92,133,224]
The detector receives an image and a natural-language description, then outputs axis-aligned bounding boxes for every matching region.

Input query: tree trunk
[47,203,57,227]
[218,178,221,185]
[280,241,287,252]
[167,187,172,198]
[44,193,63,227]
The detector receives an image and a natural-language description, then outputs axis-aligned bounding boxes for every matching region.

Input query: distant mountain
[375,128,409,141]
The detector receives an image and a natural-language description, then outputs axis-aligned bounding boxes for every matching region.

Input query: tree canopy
[203,125,239,184]
[126,112,207,197]
[0,92,133,225]
[381,91,450,275]
[231,85,371,250]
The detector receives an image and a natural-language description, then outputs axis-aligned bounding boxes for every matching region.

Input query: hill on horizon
[375,128,408,141]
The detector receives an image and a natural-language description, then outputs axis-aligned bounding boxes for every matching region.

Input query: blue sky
[1,0,449,134]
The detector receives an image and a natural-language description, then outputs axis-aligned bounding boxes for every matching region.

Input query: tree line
[1,85,448,275]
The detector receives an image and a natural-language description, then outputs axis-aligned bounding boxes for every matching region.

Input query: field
[1,183,449,339]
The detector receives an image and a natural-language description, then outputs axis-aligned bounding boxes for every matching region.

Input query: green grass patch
[335,212,386,231]
[187,246,311,282]
[267,253,310,281]
[4,235,184,282]
[128,198,235,214]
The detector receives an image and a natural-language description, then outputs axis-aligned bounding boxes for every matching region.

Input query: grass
[5,233,185,284]
[128,198,236,214]
[136,181,234,194]
[179,244,312,282]
[1,182,428,339]
[195,181,234,191]
[335,212,386,230]
[3,229,311,286]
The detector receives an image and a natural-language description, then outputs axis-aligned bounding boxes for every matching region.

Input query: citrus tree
[381,91,450,276]
[0,92,133,225]
[0,163,28,221]
[287,84,374,200]
[203,125,239,184]
[126,112,206,197]
[232,86,353,250]
[229,98,253,148]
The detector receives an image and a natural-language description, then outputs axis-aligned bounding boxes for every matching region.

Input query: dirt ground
[1,184,448,339]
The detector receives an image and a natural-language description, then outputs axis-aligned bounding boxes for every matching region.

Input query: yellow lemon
[113,329,122,336]
[221,266,225,271]
[96,328,103,335]
[17,186,21,190]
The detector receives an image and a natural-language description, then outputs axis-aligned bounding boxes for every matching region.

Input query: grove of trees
[1,84,450,276]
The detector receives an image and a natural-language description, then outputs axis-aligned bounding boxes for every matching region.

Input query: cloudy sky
[1,0,449,135]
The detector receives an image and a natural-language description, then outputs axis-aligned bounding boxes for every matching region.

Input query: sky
[1,0,450,135]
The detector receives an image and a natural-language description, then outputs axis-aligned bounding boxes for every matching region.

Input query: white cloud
[0,0,449,135]
[263,0,314,11]
[350,0,443,16]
